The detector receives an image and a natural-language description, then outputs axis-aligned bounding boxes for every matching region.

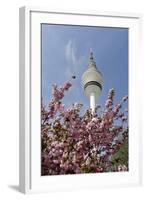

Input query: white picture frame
[19,6,143,194]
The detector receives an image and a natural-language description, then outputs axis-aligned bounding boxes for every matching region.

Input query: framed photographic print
[19,6,142,193]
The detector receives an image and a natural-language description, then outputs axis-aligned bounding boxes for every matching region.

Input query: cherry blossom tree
[41,79,128,175]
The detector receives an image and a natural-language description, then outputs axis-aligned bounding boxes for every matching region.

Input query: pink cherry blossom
[41,80,128,175]
[118,164,128,172]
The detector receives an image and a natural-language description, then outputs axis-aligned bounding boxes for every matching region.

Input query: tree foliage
[41,80,128,175]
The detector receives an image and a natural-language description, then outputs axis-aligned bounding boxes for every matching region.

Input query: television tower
[82,49,103,112]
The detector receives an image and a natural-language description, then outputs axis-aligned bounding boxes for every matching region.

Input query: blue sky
[41,24,128,113]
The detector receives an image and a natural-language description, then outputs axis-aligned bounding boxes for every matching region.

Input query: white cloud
[63,40,89,106]
[64,40,86,79]
[65,40,76,65]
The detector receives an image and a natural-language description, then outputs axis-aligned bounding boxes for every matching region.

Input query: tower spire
[89,48,94,60]
[88,48,96,69]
